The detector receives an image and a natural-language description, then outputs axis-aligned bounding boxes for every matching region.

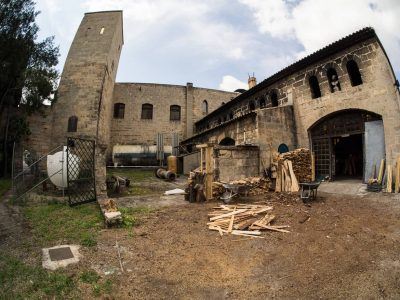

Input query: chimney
[248,74,257,89]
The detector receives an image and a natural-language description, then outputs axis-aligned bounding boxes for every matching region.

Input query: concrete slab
[319,179,368,196]
[42,245,81,270]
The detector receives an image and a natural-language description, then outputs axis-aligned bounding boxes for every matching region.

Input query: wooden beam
[311,152,315,182]
[378,159,385,184]
[395,157,400,193]
[205,146,213,200]
[387,164,392,193]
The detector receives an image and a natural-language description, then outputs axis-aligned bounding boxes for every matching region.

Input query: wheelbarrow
[299,181,321,201]
[220,183,250,204]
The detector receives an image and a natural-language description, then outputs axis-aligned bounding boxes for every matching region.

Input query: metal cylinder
[167,155,177,174]
[156,168,176,181]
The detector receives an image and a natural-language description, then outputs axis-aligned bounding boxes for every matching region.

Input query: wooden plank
[231,230,261,236]
[378,159,385,184]
[196,143,209,149]
[209,209,247,221]
[200,148,204,172]
[282,162,291,192]
[387,165,392,193]
[205,146,213,200]
[395,157,400,193]
[311,152,316,182]
[252,223,290,233]
[286,160,300,192]
[275,163,282,192]
[228,208,235,233]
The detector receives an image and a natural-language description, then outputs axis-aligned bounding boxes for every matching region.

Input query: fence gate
[67,137,96,206]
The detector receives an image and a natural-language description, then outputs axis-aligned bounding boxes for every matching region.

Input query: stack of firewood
[278,148,312,183]
[207,204,290,238]
[212,177,271,198]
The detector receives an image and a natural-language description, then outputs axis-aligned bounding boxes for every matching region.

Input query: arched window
[346,60,363,86]
[114,103,125,119]
[278,143,289,154]
[259,96,266,108]
[170,105,181,121]
[67,116,78,132]
[249,100,255,111]
[270,91,278,107]
[202,100,208,115]
[219,137,235,146]
[141,103,153,119]
[309,76,321,99]
[327,68,341,92]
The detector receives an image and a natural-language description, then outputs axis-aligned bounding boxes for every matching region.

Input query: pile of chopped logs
[207,204,290,238]
[271,148,312,192]
[212,177,271,198]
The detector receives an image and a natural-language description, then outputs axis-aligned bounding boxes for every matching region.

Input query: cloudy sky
[36,0,400,91]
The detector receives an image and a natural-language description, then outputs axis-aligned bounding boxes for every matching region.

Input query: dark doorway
[332,134,363,179]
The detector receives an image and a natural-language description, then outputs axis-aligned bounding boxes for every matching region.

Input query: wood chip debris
[207,204,290,238]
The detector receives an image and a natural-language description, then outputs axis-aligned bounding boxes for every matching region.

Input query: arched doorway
[219,137,235,146]
[309,109,384,182]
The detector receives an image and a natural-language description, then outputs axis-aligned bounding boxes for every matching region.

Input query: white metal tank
[47,146,79,188]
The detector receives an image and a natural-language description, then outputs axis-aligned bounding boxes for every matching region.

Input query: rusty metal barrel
[167,155,177,174]
[156,168,176,181]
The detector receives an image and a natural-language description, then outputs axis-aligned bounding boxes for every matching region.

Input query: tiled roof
[196,27,377,125]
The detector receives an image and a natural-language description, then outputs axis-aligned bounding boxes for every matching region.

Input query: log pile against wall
[276,148,312,183]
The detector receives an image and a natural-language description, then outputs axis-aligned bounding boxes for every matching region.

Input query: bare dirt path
[88,191,400,299]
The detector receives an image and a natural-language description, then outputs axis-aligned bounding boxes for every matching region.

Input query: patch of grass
[119,206,154,228]
[92,279,113,297]
[23,202,103,247]
[80,270,100,284]
[0,178,11,200]
[0,255,77,299]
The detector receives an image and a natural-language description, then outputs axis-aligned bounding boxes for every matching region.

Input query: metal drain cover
[49,247,74,261]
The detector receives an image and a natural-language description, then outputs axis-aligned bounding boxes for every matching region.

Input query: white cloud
[219,75,248,91]
[240,0,400,73]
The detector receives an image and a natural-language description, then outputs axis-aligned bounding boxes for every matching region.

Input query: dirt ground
[92,190,400,299]
[2,173,400,299]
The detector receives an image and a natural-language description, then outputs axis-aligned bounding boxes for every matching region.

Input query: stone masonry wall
[49,11,123,195]
[214,146,260,182]
[110,83,236,148]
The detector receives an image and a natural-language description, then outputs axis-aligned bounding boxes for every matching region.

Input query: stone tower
[50,11,124,195]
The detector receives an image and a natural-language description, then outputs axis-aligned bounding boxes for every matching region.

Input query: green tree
[0,0,59,176]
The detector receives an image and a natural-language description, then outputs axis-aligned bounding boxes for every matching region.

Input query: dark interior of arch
[219,137,235,146]
[270,91,278,107]
[346,60,363,86]
[309,76,321,99]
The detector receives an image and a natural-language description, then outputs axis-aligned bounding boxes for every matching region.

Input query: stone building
[181,27,400,182]
[22,11,237,194]
[23,11,400,194]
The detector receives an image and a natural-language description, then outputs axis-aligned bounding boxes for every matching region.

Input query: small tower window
[114,103,125,119]
[67,116,78,132]
[170,105,181,121]
[141,103,153,120]
[249,100,255,111]
[202,100,208,115]
[270,91,278,107]
[259,96,266,108]
[309,76,322,99]
[346,60,363,86]
[100,27,105,35]
[327,68,341,92]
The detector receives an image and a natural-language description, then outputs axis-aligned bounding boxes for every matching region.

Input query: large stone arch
[307,109,384,182]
